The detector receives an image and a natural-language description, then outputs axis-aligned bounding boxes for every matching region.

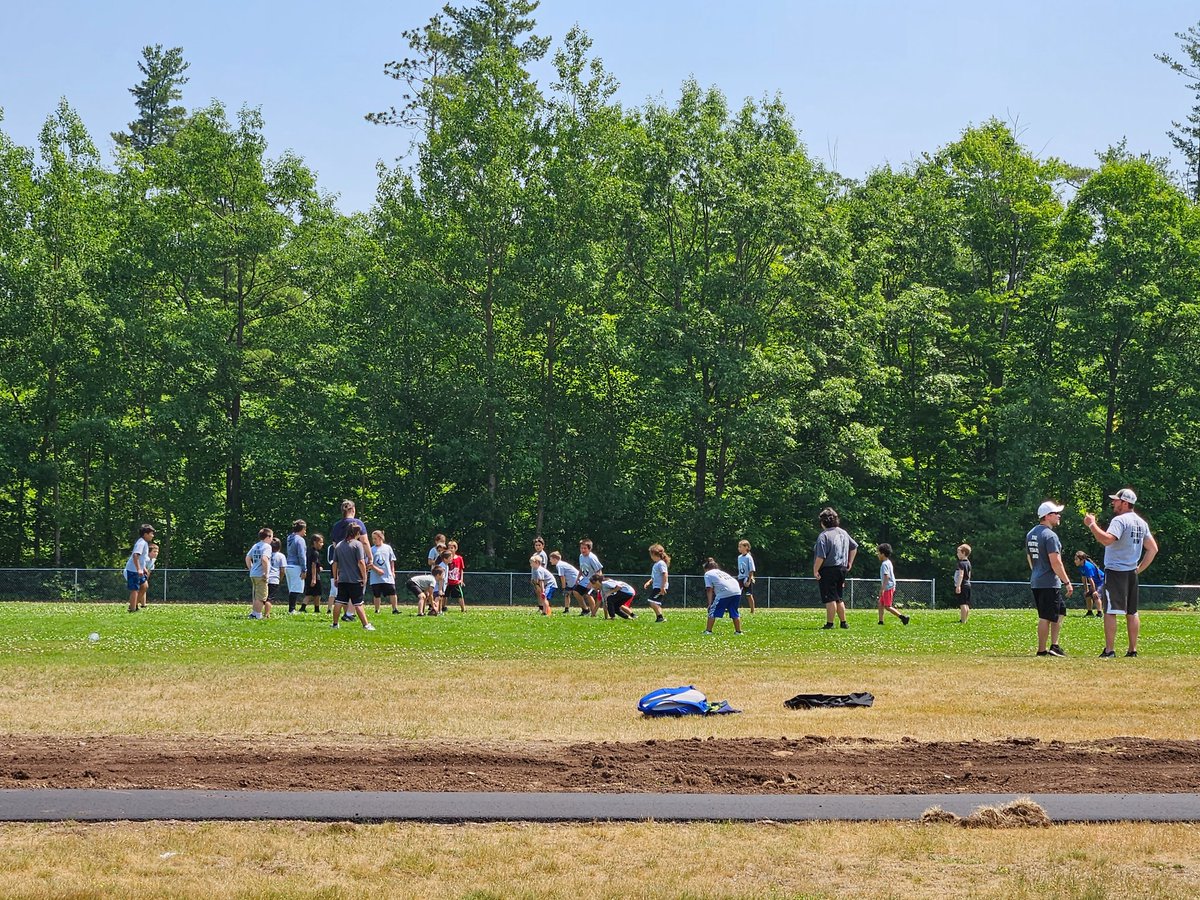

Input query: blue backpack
[638,686,740,717]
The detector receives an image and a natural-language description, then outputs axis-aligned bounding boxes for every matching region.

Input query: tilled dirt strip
[2,736,1196,794]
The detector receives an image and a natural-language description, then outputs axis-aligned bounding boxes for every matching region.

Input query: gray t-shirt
[332,540,366,585]
[1103,512,1151,572]
[814,528,858,568]
[1026,524,1062,589]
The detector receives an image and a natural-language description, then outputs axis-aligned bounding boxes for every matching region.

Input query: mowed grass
[0,603,1197,741]
[1,820,1199,899]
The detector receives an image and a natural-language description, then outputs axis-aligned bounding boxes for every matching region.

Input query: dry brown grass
[0,820,1198,899]
[0,655,1196,743]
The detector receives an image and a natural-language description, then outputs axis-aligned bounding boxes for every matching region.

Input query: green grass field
[3,602,1198,663]
[0,603,1196,742]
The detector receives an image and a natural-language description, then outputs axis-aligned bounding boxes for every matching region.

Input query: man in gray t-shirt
[1083,488,1158,658]
[1026,501,1073,657]
[812,507,858,629]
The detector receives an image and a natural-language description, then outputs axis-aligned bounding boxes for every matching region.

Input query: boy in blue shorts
[702,558,744,635]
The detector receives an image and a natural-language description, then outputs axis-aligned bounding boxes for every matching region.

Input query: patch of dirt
[2,736,1196,794]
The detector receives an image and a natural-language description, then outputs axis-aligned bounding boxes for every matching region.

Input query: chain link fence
[1,569,1195,610]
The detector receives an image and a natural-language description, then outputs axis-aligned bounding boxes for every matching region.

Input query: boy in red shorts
[876,543,909,626]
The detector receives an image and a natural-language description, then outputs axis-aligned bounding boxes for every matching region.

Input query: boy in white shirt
[876,543,909,626]
[530,555,555,616]
[125,524,155,613]
[703,558,744,635]
[245,528,274,620]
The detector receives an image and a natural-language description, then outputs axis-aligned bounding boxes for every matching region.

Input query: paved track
[2,790,1198,823]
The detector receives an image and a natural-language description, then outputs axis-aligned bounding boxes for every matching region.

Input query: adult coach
[813,507,858,629]
[1084,488,1157,658]
[330,500,369,556]
[1026,501,1073,657]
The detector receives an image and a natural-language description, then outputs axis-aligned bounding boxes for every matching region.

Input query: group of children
[523,537,769,634]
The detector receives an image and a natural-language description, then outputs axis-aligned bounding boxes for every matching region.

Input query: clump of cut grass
[921,798,1051,828]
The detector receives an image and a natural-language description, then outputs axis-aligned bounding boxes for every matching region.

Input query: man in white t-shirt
[1084,488,1158,658]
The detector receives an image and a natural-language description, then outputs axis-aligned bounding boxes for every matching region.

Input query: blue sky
[1,1,1196,213]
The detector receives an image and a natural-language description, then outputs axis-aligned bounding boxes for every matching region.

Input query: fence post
[766,576,771,609]
[73,568,79,602]
[849,578,855,609]
[163,568,169,604]
[930,577,936,609]
[508,573,514,607]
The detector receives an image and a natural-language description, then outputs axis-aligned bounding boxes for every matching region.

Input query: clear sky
[1,1,1196,213]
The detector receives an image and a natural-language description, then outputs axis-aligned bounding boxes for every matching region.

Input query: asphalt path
[2,790,1198,823]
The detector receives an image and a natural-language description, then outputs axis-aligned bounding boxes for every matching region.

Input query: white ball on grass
[87,632,100,643]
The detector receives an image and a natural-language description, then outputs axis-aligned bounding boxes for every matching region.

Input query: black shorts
[406,581,426,597]
[371,583,397,598]
[446,583,464,599]
[739,580,754,598]
[649,587,666,604]
[267,582,283,602]
[336,582,365,604]
[304,583,322,597]
[605,590,634,616]
[1032,587,1066,622]
[1102,569,1139,615]
[818,566,847,603]
[957,584,972,604]
[571,583,594,598]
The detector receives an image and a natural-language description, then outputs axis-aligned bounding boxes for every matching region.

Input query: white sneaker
[248,612,262,620]
[363,623,376,632]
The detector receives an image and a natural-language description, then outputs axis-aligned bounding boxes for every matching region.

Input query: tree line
[2,0,1199,587]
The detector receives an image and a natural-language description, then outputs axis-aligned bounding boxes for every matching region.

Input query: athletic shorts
[267,581,283,602]
[818,566,847,603]
[708,593,741,620]
[1033,587,1066,622]
[879,588,895,608]
[406,581,425,598]
[740,580,754,599]
[126,570,147,592]
[250,575,268,603]
[446,583,464,600]
[328,582,338,600]
[649,587,666,605]
[1103,569,1139,616]
[336,582,365,605]
[957,584,972,605]
[606,590,635,617]
[571,583,594,597]
[284,566,304,594]
[304,580,323,597]
[371,583,397,598]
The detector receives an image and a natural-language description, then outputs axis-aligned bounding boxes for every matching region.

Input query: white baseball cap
[1108,488,1138,505]
[1037,501,1065,518]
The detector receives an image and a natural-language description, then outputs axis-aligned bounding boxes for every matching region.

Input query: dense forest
[2,1,1198,582]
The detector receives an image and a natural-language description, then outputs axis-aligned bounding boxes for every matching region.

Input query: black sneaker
[655,615,665,623]
[839,621,849,629]
[1083,611,1093,617]
[1099,649,1116,659]
[1125,650,1138,658]
[1036,650,1049,656]
[877,620,885,625]
[1048,644,1066,657]
[900,615,910,626]
[822,622,834,629]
